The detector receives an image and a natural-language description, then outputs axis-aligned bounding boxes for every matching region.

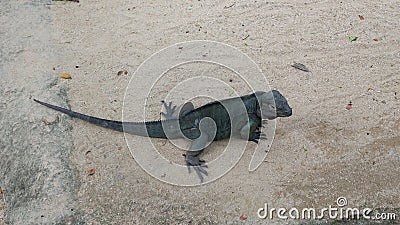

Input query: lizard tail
[33,99,167,138]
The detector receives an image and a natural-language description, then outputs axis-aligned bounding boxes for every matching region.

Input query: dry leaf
[291,63,310,72]
[60,73,71,79]
[358,15,364,20]
[124,70,128,75]
[239,215,248,220]
[89,168,95,176]
[117,146,123,150]
[346,102,353,110]
[349,36,358,42]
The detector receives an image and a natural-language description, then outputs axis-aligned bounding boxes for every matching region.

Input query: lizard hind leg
[160,101,194,120]
[184,117,216,183]
[184,150,208,183]
[160,101,176,120]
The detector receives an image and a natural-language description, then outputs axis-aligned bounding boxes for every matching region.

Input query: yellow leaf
[60,73,72,79]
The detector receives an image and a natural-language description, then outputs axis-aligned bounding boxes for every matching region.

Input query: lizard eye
[269,105,276,110]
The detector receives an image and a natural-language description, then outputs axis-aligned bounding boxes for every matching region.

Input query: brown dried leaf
[239,215,248,220]
[89,168,95,176]
[358,15,364,20]
[346,102,353,110]
[117,71,124,76]
[117,146,123,150]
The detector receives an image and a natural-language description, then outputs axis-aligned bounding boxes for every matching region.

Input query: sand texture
[1,0,399,224]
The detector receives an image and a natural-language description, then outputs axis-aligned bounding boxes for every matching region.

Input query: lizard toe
[184,154,208,182]
[161,100,178,119]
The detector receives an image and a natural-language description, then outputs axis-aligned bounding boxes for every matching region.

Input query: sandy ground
[1,0,399,224]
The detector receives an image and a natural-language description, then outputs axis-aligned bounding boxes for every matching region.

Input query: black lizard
[34,90,292,182]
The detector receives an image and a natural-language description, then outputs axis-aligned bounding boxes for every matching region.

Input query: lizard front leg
[240,120,266,144]
[248,130,267,144]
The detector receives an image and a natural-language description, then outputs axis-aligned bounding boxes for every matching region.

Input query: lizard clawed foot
[160,100,177,119]
[249,130,267,144]
[183,153,208,183]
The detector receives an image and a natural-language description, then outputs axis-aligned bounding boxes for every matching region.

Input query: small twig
[224,2,236,9]
[52,0,80,2]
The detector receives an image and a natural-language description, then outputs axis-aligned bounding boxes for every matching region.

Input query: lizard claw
[249,131,267,143]
[161,100,177,119]
[183,153,208,182]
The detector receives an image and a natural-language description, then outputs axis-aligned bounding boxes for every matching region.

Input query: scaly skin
[34,90,292,182]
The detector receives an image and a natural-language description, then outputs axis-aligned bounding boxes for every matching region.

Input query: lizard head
[255,90,292,120]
